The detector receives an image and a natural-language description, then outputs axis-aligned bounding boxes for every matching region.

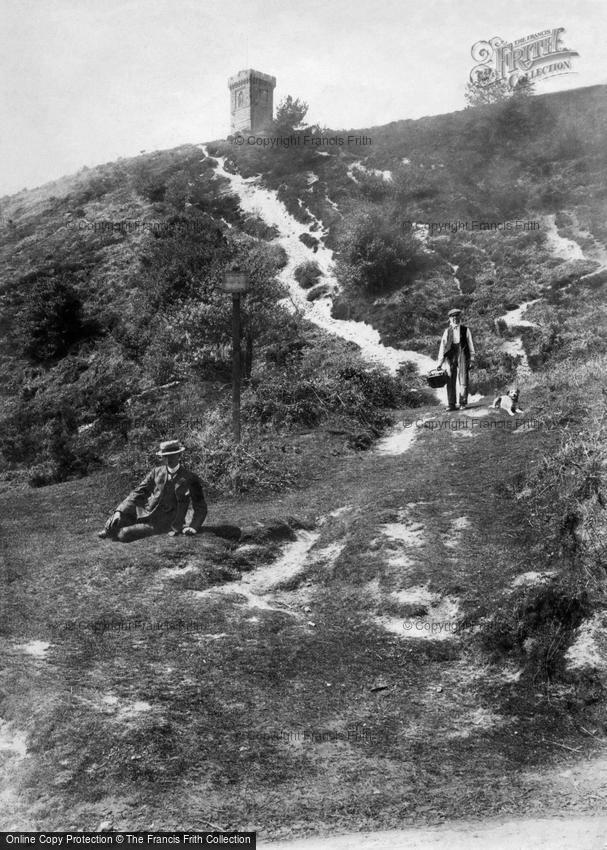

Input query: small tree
[512,74,535,98]
[465,68,534,107]
[274,96,309,131]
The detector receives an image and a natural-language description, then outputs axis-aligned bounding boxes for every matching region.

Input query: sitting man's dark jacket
[101,460,207,543]
[117,465,207,533]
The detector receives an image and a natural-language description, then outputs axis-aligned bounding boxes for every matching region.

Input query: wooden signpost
[222,269,249,443]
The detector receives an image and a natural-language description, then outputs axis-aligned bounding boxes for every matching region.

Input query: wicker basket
[426,368,448,389]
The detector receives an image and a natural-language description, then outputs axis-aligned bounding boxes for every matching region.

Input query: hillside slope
[1,83,607,840]
[1,84,606,490]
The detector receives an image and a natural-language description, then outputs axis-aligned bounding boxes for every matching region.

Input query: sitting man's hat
[156,439,186,457]
[448,308,462,317]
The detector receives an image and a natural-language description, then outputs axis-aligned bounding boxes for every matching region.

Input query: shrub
[19,278,96,363]
[245,342,404,434]
[299,233,319,250]
[294,260,322,289]
[25,415,102,486]
[241,215,280,241]
[29,441,101,487]
[336,364,401,408]
[269,244,288,269]
[355,170,391,202]
[336,208,421,295]
[472,347,519,394]
[69,170,122,205]
[480,579,591,681]
[181,408,299,496]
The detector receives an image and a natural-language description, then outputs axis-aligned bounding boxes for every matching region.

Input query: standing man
[436,308,476,411]
[98,440,207,543]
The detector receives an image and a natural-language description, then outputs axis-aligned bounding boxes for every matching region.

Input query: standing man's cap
[448,308,462,317]
[156,440,186,457]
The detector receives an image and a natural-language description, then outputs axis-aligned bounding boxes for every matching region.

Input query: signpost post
[222,269,249,443]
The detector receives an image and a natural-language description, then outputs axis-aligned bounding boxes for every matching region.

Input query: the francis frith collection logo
[470,28,578,90]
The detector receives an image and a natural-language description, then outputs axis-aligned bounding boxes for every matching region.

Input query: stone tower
[228,69,276,134]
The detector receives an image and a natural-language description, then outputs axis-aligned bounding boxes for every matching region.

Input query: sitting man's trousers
[103,509,172,543]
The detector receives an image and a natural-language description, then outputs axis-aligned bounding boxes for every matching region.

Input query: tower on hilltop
[228,69,276,134]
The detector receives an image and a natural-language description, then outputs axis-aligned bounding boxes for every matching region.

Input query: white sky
[1,0,606,196]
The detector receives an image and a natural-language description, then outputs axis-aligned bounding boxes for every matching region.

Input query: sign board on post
[222,271,249,293]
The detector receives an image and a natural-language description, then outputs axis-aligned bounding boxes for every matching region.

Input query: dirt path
[259,815,607,850]
[204,146,441,383]
[544,214,586,261]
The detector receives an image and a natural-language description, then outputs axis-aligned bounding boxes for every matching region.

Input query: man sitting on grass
[98,440,207,543]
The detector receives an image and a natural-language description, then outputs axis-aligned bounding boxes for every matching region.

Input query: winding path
[204,147,439,384]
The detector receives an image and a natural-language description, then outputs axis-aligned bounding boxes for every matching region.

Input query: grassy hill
[1,84,606,491]
[1,82,607,836]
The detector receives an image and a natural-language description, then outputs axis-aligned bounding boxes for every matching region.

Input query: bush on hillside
[0,398,101,486]
[354,169,392,202]
[69,169,125,205]
[336,208,421,295]
[479,577,591,681]
[493,94,554,148]
[19,277,100,363]
[245,339,403,433]
[294,260,322,289]
[472,347,519,394]
[192,419,300,496]
[240,215,280,241]
[29,423,102,487]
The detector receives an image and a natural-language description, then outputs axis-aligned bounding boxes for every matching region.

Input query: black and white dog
[491,388,524,416]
